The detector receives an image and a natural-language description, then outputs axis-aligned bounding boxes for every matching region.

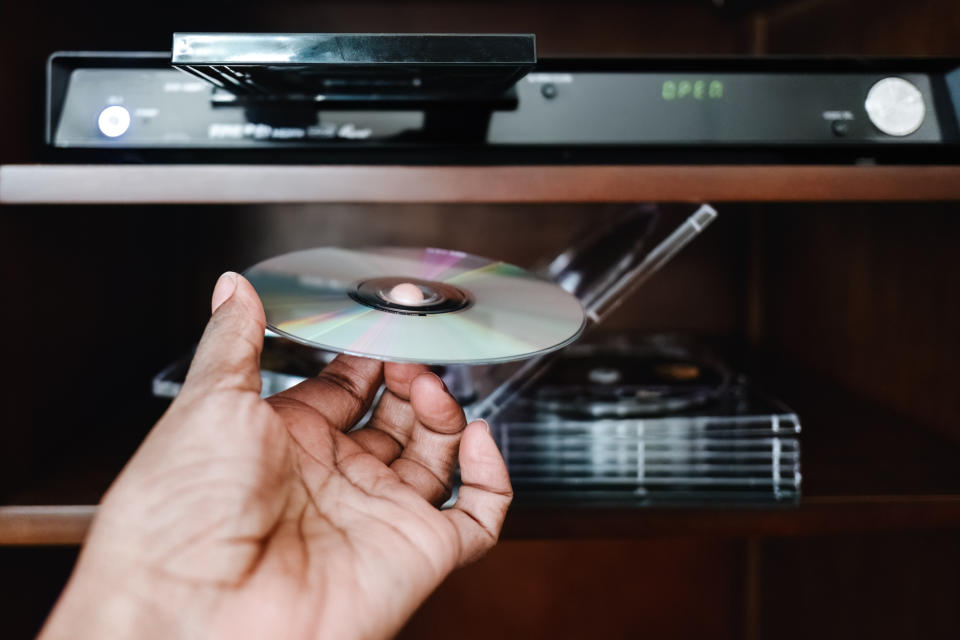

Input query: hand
[41,272,512,640]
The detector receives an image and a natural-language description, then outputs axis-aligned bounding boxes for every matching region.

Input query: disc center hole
[379,282,440,306]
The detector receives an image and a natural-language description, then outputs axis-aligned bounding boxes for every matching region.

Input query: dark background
[2,1,960,638]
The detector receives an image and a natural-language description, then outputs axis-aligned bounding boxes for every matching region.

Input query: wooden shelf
[4,164,960,204]
[0,506,95,546]
[6,495,959,546]
[3,368,960,545]
[502,495,960,538]
[5,496,960,545]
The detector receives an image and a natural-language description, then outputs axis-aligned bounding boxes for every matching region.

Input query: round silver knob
[864,77,925,137]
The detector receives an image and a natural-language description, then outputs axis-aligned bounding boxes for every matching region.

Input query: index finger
[269,354,384,430]
[384,362,431,400]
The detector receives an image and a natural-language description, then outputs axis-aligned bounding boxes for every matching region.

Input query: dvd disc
[244,247,587,365]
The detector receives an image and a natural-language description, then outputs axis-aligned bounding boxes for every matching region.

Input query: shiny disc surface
[244,247,587,365]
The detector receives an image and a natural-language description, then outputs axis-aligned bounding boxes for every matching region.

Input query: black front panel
[48,53,960,163]
[495,71,941,143]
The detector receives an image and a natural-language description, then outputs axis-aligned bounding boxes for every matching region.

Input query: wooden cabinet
[2,0,959,638]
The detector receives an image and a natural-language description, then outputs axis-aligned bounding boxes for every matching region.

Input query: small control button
[540,83,557,99]
[864,77,925,136]
[97,105,131,138]
[831,120,850,137]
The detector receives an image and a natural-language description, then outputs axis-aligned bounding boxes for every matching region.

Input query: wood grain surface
[5,165,960,204]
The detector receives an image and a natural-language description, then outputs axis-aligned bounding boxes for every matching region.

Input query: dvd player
[46,33,960,164]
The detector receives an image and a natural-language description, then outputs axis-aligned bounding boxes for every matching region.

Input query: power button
[97,105,131,138]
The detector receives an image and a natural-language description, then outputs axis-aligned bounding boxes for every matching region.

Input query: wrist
[40,540,214,640]
[40,560,163,640]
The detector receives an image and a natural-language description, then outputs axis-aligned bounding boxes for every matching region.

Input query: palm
[208,360,487,639]
[56,274,511,640]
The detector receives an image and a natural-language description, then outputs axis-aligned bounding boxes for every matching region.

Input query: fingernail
[477,419,491,433]
[432,372,448,393]
[211,271,238,314]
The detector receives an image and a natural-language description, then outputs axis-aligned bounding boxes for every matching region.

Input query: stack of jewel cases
[469,335,801,507]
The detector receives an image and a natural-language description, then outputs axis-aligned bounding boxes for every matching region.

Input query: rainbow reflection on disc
[244,247,587,365]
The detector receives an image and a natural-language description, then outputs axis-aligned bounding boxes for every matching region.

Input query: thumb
[181,271,266,397]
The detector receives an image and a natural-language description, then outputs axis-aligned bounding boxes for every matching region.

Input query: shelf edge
[5,497,960,545]
[4,164,960,204]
